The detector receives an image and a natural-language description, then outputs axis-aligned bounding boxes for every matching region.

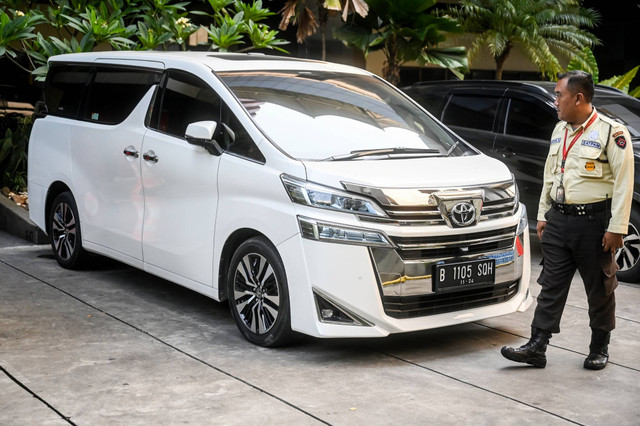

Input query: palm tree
[446,0,600,80]
[334,0,468,85]
[278,0,369,60]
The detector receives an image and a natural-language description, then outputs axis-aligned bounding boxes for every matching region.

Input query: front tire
[227,237,296,347]
[616,206,640,282]
[49,192,87,269]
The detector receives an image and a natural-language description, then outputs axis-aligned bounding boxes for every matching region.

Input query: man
[501,70,634,370]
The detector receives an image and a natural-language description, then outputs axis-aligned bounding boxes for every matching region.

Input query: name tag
[581,140,601,149]
[551,138,561,144]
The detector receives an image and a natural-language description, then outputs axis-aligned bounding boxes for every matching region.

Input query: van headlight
[281,174,387,217]
[516,204,528,235]
[298,216,394,247]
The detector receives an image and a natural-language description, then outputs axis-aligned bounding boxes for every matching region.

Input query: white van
[28,51,532,346]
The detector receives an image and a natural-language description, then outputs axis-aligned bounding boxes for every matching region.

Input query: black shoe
[584,350,608,370]
[584,329,610,370]
[501,327,551,368]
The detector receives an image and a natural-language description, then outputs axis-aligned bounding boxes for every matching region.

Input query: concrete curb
[0,194,47,244]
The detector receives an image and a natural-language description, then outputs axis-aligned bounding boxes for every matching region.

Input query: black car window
[220,103,265,162]
[442,95,499,131]
[44,65,91,118]
[150,70,221,139]
[84,68,161,124]
[505,98,557,140]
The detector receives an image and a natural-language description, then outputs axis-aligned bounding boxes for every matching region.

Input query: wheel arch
[45,181,72,235]
[218,228,274,301]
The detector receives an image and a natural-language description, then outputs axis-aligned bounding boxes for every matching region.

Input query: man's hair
[558,70,594,103]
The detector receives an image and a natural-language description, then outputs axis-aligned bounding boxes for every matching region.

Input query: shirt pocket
[578,144,604,178]
[548,142,561,173]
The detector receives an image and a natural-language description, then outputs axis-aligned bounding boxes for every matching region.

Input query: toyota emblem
[451,202,476,227]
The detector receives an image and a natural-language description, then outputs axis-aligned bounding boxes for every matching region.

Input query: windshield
[595,95,640,140]
[217,70,474,160]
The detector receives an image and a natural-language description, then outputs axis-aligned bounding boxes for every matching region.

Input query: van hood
[301,154,513,190]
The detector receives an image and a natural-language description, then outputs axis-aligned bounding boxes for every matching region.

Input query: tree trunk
[383,36,400,86]
[494,46,511,80]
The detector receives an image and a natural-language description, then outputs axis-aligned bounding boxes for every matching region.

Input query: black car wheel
[49,192,87,269]
[616,206,640,282]
[227,237,296,347]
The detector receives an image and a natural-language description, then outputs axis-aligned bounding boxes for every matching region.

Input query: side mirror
[185,121,223,156]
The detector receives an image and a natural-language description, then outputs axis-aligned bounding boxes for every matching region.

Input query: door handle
[123,146,139,158]
[143,151,159,163]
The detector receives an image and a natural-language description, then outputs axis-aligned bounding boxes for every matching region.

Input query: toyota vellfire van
[29,52,532,346]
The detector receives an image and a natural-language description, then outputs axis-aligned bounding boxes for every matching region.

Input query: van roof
[48,51,370,75]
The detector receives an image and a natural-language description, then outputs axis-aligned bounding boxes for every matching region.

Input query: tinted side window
[221,104,265,162]
[44,65,91,118]
[150,70,221,138]
[505,98,557,140]
[442,95,499,131]
[407,89,448,118]
[84,68,161,124]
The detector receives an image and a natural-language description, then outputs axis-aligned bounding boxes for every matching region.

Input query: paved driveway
[1,230,639,425]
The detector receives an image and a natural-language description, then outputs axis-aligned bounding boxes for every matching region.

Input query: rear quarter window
[84,68,161,124]
[44,65,91,118]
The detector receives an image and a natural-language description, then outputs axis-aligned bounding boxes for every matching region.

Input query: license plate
[433,259,495,292]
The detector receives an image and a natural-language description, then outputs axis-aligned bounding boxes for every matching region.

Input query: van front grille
[390,226,516,260]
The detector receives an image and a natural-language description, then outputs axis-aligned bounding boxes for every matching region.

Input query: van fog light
[298,216,393,247]
[314,289,372,326]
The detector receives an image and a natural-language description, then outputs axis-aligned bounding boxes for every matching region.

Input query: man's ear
[575,93,584,104]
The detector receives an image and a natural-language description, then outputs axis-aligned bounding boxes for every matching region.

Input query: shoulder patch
[550,138,561,144]
[615,135,627,149]
[581,140,601,149]
[612,131,624,138]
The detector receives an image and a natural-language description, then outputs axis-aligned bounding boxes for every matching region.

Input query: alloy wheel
[51,201,78,261]
[232,253,281,334]
[616,222,640,272]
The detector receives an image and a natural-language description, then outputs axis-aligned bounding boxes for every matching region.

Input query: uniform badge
[581,140,601,149]
[612,131,624,138]
[588,130,599,140]
[585,161,596,171]
[615,135,627,149]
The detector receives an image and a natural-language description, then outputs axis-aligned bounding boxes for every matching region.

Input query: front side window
[442,95,499,132]
[218,71,473,161]
[505,98,556,140]
[150,70,221,138]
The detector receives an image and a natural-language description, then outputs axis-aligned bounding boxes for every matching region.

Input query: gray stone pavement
[1,229,639,425]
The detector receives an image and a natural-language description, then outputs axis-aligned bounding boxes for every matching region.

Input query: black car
[403,80,640,281]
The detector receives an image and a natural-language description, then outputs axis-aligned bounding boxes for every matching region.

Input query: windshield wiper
[446,141,460,157]
[324,147,441,161]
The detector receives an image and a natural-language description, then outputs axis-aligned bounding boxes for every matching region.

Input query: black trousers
[533,207,618,334]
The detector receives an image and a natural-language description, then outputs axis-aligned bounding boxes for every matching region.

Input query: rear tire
[227,237,296,347]
[49,192,87,269]
[616,206,640,282]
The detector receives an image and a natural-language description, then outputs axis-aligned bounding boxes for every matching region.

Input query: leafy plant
[446,0,600,80]
[0,116,32,192]
[334,0,468,85]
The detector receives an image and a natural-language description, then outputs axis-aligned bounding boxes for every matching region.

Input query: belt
[551,200,608,216]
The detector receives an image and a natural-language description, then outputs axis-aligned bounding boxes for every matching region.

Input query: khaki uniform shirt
[537,108,634,234]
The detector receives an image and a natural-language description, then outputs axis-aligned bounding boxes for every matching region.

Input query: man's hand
[537,221,547,240]
[602,232,624,253]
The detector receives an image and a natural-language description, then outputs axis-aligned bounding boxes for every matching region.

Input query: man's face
[554,78,577,123]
